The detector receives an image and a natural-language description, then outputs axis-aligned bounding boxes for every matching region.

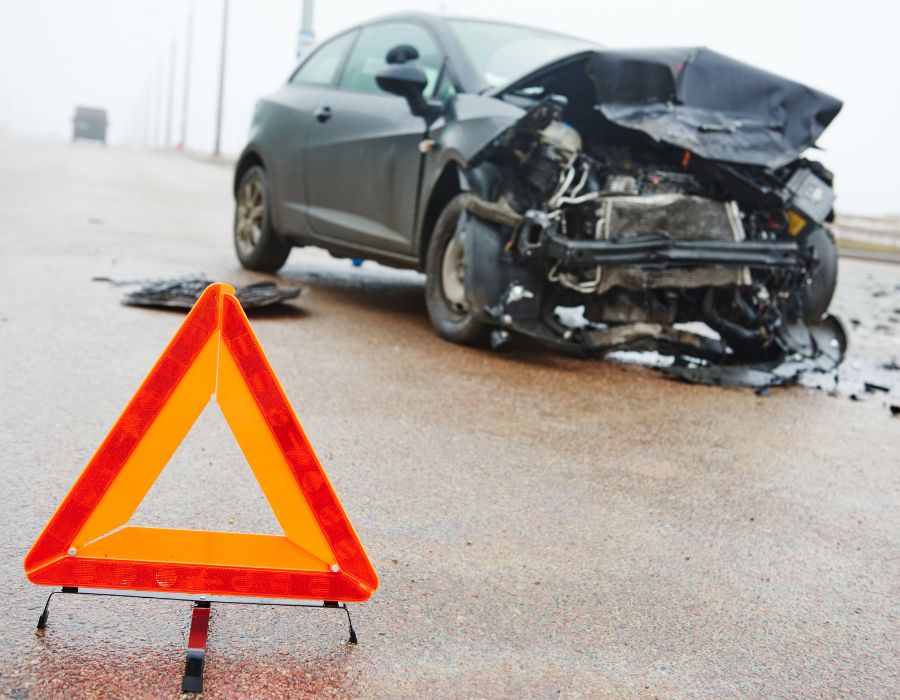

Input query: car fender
[414,94,524,263]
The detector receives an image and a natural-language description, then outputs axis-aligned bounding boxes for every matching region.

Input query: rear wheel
[234,165,291,272]
[424,194,489,345]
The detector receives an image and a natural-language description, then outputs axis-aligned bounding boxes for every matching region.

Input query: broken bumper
[463,211,840,367]
[542,232,799,269]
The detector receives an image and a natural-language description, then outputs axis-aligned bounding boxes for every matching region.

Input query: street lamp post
[165,38,176,148]
[155,60,164,148]
[213,0,230,157]
[297,0,315,61]
[179,2,195,150]
[140,6,177,150]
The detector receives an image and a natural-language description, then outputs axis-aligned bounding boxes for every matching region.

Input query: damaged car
[234,13,844,366]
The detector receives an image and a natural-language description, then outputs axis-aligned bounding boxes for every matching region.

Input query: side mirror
[385,44,419,65]
[376,64,429,116]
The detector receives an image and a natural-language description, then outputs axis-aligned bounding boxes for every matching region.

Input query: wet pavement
[0,138,898,699]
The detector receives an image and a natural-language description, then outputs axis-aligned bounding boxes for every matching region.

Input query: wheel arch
[234,147,286,234]
[417,159,466,271]
[233,147,266,197]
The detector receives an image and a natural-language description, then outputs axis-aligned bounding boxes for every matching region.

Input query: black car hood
[500,47,842,169]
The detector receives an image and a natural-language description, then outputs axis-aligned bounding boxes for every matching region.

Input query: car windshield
[448,19,597,90]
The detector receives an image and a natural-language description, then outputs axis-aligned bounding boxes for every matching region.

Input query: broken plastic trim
[662,315,848,387]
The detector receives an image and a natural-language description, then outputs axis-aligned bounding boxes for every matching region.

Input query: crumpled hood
[496,47,842,169]
[589,48,842,168]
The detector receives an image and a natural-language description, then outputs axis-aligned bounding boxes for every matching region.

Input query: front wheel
[234,165,291,272]
[800,225,838,322]
[424,194,489,345]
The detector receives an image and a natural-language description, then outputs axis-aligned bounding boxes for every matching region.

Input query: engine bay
[458,91,845,379]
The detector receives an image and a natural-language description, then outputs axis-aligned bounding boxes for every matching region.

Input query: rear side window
[338,22,443,96]
[291,31,357,85]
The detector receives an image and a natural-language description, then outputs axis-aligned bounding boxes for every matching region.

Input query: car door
[303,21,446,255]
[267,30,357,238]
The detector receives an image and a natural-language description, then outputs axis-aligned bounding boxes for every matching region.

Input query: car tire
[424,194,490,345]
[800,225,838,322]
[234,165,291,272]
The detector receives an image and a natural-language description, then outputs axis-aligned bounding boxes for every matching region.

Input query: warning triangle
[24,283,378,602]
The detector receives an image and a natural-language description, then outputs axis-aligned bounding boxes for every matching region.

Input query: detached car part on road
[234,14,844,366]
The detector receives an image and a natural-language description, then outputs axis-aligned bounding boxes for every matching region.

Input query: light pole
[213,0,230,157]
[155,59,164,148]
[165,38,176,148]
[179,2,195,150]
[141,6,177,149]
[297,0,315,61]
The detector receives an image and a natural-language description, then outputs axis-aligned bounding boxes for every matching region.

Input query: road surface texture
[0,138,897,699]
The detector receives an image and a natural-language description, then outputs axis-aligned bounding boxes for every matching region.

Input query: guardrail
[832,214,900,263]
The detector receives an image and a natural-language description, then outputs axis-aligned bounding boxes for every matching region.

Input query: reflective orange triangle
[24,283,378,602]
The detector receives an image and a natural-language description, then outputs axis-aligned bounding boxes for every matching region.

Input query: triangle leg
[182,601,211,693]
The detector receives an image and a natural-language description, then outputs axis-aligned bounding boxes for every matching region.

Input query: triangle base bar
[28,556,372,602]
[35,587,358,694]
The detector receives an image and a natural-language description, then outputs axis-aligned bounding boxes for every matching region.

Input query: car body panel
[246,82,329,236]
[304,88,428,254]
[495,47,842,169]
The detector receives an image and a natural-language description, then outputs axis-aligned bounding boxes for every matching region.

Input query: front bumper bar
[544,231,800,269]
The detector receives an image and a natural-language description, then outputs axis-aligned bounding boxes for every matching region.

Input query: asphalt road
[0,138,897,699]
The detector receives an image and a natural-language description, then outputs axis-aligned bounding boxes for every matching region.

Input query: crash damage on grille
[455,48,846,384]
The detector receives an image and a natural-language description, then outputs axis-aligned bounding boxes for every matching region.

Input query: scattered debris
[863,381,890,394]
[94,276,302,310]
[660,316,846,388]
[890,405,900,416]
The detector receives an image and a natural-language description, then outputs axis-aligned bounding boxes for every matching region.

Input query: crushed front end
[458,48,846,374]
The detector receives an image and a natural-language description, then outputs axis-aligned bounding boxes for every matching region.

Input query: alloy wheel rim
[235,179,265,258]
[441,229,468,314]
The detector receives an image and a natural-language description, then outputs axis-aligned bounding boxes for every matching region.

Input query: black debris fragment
[863,381,890,394]
[233,281,303,309]
[95,276,302,310]
[662,315,846,389]
[890,405,900,416]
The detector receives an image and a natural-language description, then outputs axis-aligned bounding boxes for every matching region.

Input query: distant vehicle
[233,13,843,364]
[72,107,107,144]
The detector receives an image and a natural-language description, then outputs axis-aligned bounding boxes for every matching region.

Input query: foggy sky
[1,0,897,215]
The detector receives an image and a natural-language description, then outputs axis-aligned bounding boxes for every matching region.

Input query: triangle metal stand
[35,587,358,693]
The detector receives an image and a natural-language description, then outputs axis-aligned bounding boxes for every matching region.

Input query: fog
[1,0,897,215]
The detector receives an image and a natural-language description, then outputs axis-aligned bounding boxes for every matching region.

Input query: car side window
[291,31,357,86]
[338,22,444,97]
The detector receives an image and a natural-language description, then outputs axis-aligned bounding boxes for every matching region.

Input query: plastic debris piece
[96,276,302,310]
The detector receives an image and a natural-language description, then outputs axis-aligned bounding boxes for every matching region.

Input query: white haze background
[1,0,897,215]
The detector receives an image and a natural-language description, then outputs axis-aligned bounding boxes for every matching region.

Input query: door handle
[314,106,332,123]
